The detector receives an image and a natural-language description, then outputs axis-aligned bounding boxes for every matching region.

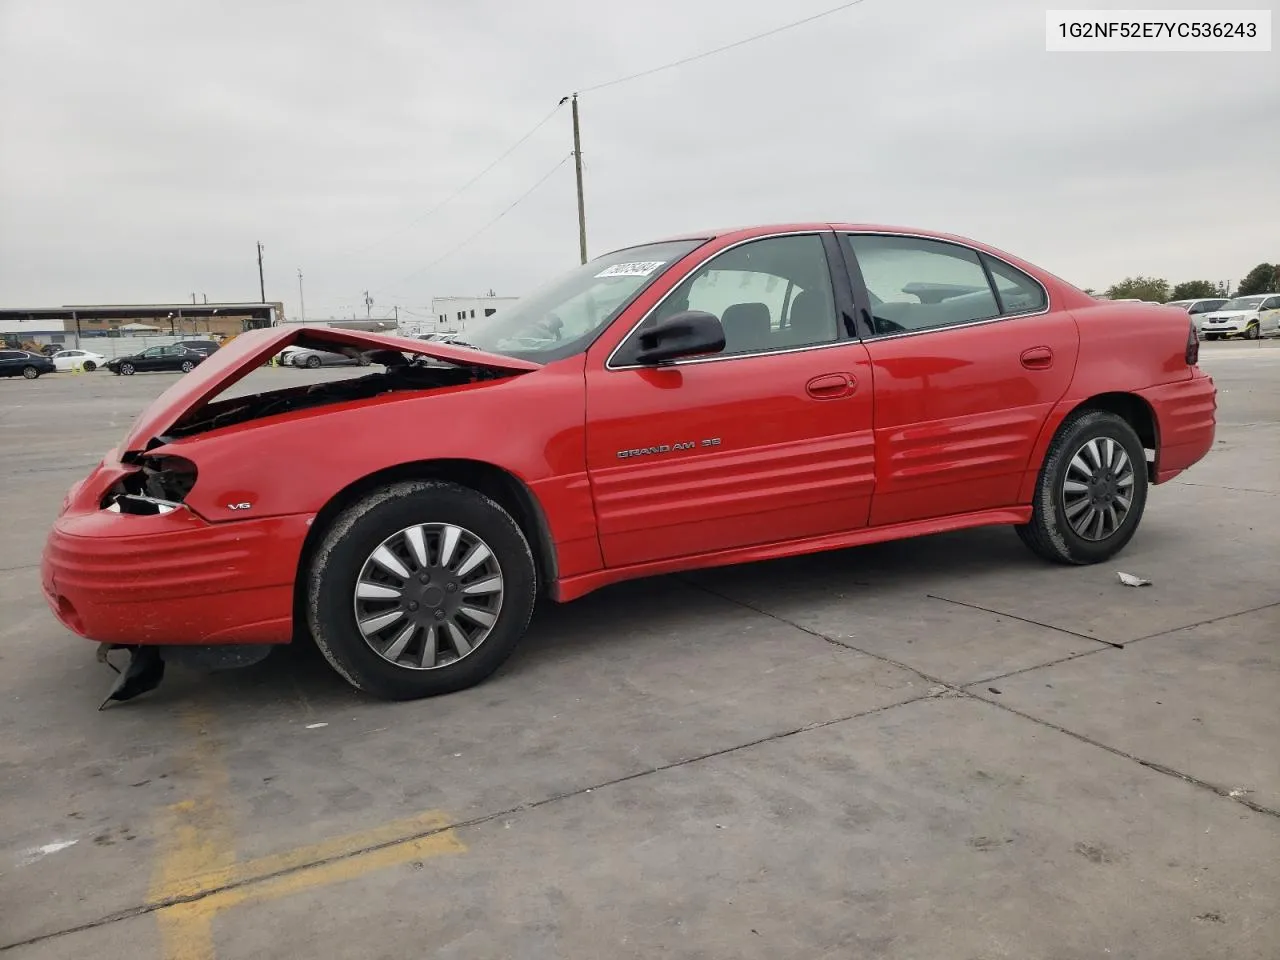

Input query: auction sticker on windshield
[596,261,666,278]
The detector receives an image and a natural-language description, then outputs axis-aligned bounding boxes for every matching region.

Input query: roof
[0,302,280,319]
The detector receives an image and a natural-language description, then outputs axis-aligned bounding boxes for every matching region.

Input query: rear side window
[981,255,1048,314]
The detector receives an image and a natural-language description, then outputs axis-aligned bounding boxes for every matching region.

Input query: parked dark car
[105,345,207,376]
[0,350,57,379]
[175,339,221,356]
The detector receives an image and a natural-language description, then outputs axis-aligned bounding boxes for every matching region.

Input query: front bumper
[42,502,312,647]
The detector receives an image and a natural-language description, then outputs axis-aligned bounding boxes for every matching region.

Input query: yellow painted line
[148,707,235,960]
[147,708,464,960]
[153,809,465,903]
[196,826,466,916]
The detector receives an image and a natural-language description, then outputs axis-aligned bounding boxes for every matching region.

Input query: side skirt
[553,506,1032,603]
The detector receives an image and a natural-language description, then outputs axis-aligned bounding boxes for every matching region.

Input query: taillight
[1185,321,1199,366]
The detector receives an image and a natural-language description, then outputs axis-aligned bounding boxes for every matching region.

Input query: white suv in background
[1199,294,1280,340]
[1165,297,1229,336]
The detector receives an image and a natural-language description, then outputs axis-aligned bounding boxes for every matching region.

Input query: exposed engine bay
[163,350,515,441]
[102,348,522,515]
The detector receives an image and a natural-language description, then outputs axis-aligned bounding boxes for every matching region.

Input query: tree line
[1086,263,1279,302]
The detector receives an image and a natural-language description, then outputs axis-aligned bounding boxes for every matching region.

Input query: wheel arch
[1020,390,1161,503]
[293,459,558,634]
[1073,391,1159,471]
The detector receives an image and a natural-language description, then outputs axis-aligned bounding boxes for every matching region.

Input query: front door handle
[806,373,855,399]
[1020,346,1054,370]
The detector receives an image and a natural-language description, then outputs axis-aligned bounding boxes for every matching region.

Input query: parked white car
[50,349,107,372]
[1199,294,1280,340]
[1164,297,1230,335]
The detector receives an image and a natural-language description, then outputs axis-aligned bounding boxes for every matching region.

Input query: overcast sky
[1,0,1276,319]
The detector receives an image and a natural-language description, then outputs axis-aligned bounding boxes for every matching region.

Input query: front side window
[141,347,163,358]
[629,234,839,359]
[459,239,704,362]
[1262,297,1280,311]
[845,235,1001,336]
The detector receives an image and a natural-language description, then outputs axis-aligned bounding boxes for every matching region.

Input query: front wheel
[306,355,321,369]
[1016,409,1148,565]
[1246,322,1260,340]
[306,480,537,700]
[22,365,40,379]
[82,360,96,372]
[120,362,135,376]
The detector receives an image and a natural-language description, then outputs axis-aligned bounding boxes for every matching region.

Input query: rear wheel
[306,480,537,700]
[22,365,39,379]
[1016,409,1148,565]
[180,360,194,372]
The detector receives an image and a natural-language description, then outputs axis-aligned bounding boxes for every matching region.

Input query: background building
[430,295,519,328]
[0,301,281,350]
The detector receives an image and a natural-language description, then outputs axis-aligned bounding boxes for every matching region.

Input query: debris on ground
[1117,572,1152,587]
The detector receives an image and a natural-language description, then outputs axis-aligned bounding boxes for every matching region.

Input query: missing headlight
[102,455,197,513]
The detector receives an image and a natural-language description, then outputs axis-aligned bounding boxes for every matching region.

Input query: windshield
[1219,297,1266,311]
[455,239,705,362]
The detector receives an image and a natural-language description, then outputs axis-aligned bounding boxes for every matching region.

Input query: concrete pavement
[1,343,1276,959]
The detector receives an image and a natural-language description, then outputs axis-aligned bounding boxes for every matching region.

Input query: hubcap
[1061,437,1135,541]
[352,523,504,670]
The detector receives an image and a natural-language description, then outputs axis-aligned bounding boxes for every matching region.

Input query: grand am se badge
[616,438,720,459]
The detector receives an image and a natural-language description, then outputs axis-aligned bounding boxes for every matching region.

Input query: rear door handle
[1020,346,1054,370]
[806,373,856,399]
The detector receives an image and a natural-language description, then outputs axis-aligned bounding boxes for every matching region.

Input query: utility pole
[564,93,587,264]
[363,290,373,319]
[393,305,399,324]
[297,269,306,323]
[202,293,208,304]
[191,293,197,305]
[257,241,266,302]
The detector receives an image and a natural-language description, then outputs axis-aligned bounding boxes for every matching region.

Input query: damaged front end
[45,325,544,708]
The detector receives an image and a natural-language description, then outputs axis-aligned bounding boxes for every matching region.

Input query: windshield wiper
[442,338,479,349]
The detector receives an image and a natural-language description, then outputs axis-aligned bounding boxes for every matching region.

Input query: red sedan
[42,223,1217,704]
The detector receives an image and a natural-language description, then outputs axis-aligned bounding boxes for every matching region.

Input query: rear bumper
[1139,371,1217,483]
[41,508,311,646]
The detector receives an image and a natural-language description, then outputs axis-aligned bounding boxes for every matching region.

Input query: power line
[389,153,573,288]
[345,101,566,259]
[580,0,872,93]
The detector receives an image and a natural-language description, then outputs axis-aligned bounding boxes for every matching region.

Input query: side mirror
[634,310,725,365]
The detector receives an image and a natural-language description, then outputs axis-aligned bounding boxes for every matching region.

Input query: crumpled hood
[1203,310,1256,320]
[114,325,540,457]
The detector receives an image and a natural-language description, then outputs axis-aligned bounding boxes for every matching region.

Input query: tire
[22,365,39,379]
[180,360,194,372]
[1015,409,1148,565]
[306,355,321,369]
[306,480,537,700]
[82,360,96,372]
[357,354,371,366]
[1205,334,1219,341]
[1246,322,1259,340]
[120,362,135,376]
